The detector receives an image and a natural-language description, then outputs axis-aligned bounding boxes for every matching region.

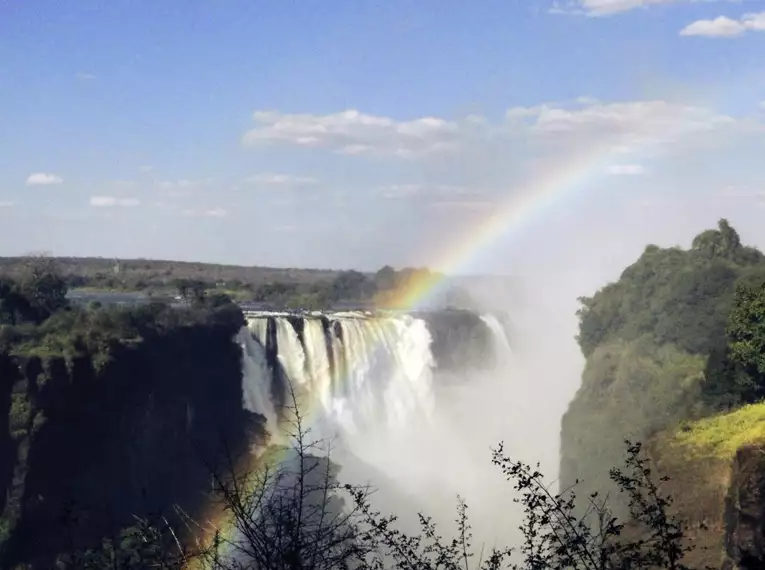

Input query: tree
[727,281,765,377]
[0,278,35,325]
[19,256,69,321]
[192,380,372,570]
[329,271,371,303]
[173,279,208,306]
[349,440,700,570]
[63,382,706,570]
[374,266,397,292]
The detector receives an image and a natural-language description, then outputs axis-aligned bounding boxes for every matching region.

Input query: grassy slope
[647,404,765,568]
[562,222,765,568]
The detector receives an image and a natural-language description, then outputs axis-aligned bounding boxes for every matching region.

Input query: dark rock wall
[0,317,259,568]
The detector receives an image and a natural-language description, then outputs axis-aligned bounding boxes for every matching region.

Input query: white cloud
[507,100,733,136]
[26,172,63,186]
[428,200,494,211]
[241,100,743,164]
[553,0,740,17]
[89,196,141,207]
[245,173,318,186]
[720,185,765,201]
[113,180,138,189]
[157,179,212,197]
[273,224,298,233]
[182,207,228,218]
[606,163,646,175]
[205,207,227,218]
[75,72,96,80]
[0,201,14,208]
[139,165,153,172]
[680,11,765,37]
[376,184,478,199]
[242,109,463,159]
[158,179,211,189]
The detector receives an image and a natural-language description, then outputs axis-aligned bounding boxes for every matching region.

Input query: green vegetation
[562,219,765,517]
[63,399,704,570]
[170,265,473,309]
[0,256,475,310]
[670,402,765,460]
[0,258,252,569]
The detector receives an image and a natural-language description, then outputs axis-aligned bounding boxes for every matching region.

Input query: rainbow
[185,100,717,564]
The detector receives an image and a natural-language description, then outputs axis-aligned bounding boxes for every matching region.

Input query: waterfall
[274,317,308,387]
[238,310,511,438]
[302,318,333,417]
[239,313,436,436]
[326,314,435,435]
[233,308,522,556]
[480,314,512,356]
[250,317,268,346]
[236,328,277,436]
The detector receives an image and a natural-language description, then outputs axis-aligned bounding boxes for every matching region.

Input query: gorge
[4,220,765,569]
[0,300,519,568]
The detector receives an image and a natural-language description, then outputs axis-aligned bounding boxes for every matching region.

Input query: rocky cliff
[560,220,765,569]
[0,302,258,568]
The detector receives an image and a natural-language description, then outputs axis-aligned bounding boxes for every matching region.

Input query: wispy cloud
[242,109,464,159]
[75,71,96,80]
[428,200,494,211]
[552,0,741,17]
[26,173,63,186]
[182,207,227,218]
[245,173,318,186]
[139,165,153,172]
[158,179,211,190]
[89,196,141,207]
[157,179,212,197]
[376,184,478,199]
[680,12,765,38]
[606,163,646,175]
[113,180,138,190]
[719,185,765,201]
[242,99,745,168]
[0,201,14,208]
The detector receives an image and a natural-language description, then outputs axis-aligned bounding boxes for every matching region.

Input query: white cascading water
[480,314,512,364]
[236,328,278,437]
[238,310,524,552]
[328,315,435,435]
[274,318,308,387]
[250,317,268,347]
[301,319,333,422]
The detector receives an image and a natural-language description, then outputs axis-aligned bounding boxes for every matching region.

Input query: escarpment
[560,220,765,569]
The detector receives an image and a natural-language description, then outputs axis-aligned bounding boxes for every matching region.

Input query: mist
[275,278,588,553]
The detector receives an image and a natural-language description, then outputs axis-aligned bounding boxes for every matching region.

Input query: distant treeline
[0,257,474,309]
[163,266,472,309]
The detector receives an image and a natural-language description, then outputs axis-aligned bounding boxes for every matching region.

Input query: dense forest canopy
[562,219,765,515]
[576,219,765,358]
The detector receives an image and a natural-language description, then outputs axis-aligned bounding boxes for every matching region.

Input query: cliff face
[0,306,259,568]
[559,221,765,569]
[723,444,765,570]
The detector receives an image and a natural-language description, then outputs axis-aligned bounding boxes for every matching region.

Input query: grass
[671,401,765,459]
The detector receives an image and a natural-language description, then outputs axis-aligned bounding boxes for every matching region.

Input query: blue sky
[2,0,765,288]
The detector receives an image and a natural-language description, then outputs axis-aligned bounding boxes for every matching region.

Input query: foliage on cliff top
[3,301,244,363]
[668,402,765,460]
[560,336,708,511]
[562,220,765,516]
[0,257,245,364]
[576,219,765,358]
